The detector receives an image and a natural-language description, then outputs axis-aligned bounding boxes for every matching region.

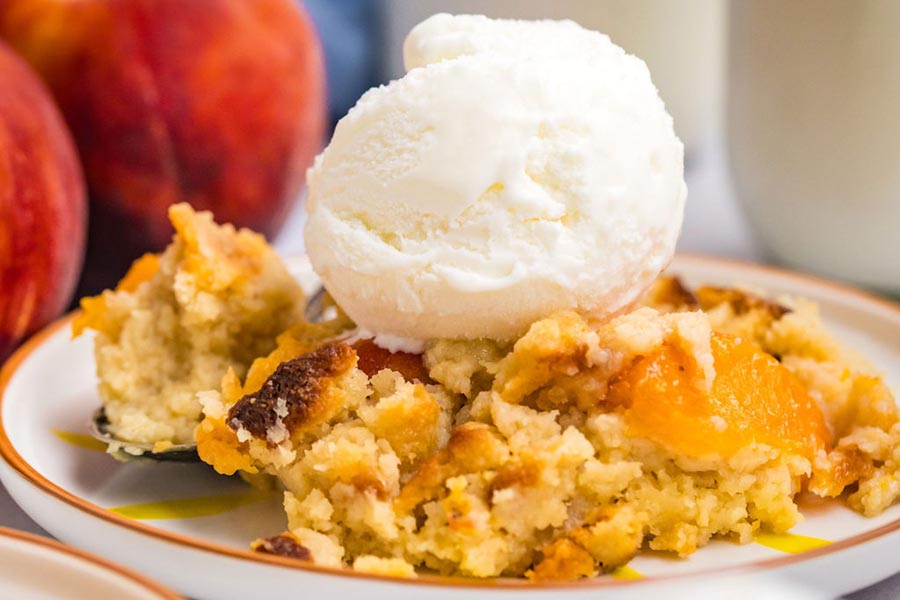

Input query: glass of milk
[727,0,900,294]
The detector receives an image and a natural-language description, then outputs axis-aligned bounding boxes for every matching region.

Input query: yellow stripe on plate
[109,491,275,520]
[610,565,644,580]
[755,532,832,554]
[52,429,107,453]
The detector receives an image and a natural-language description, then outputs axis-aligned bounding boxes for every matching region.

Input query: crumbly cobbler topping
[73,203,305,446]
[251,533,312,561]
[194,278,899,580]
[229,343,356,443]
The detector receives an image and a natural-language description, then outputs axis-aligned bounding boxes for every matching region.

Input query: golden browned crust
[527,506,644,581]
[696,286,790,320]
[568,507,645,571]
[394,422,509,514]
[492,311,598,405]
[527,539,596,581]
[228,342,356,440]
[350,473,390,500]
[251,533,312,561]
[360,383,443,463]
[643,276,699,312]
[488,460,541,497]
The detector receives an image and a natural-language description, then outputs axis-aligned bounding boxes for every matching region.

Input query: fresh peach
[0,41,86,360]
[609,332,830,460]
[0,0,326,295]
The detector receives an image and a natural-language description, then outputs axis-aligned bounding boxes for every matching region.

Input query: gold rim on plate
[0,526,182,599]
[1,254,899,590]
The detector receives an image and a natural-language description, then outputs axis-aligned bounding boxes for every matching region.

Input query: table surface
[1,136,897,599]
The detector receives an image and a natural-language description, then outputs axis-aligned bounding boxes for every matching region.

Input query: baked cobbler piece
[73,204,305,452]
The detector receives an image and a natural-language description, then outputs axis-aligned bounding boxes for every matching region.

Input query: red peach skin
[0,41,87,360]
[0,0,327,295]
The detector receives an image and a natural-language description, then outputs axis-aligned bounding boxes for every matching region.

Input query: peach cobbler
[76,13,900,583]
[186,275,899,579]
[77,205,900,580]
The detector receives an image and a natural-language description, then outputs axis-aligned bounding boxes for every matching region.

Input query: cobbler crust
[194,277,899,579]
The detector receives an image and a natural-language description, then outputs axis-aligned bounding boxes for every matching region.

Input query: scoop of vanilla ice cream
[305,14,686,344]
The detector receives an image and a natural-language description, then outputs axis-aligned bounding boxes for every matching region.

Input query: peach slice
[352,338,432,384]
[609,332,829,459]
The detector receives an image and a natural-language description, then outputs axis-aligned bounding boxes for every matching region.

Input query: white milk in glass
[728,0,900,293]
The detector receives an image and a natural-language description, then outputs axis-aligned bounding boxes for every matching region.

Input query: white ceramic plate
[0,526,180,599]
[1,255,899,600]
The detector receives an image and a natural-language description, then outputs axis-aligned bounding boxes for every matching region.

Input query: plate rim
[0,525,182,599]
[1,253,899,591]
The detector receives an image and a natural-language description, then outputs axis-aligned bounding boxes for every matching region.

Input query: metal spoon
[90,407,201,462]
[304,286,327,323]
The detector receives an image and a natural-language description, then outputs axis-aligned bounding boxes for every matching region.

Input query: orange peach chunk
[609,332,830,459]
